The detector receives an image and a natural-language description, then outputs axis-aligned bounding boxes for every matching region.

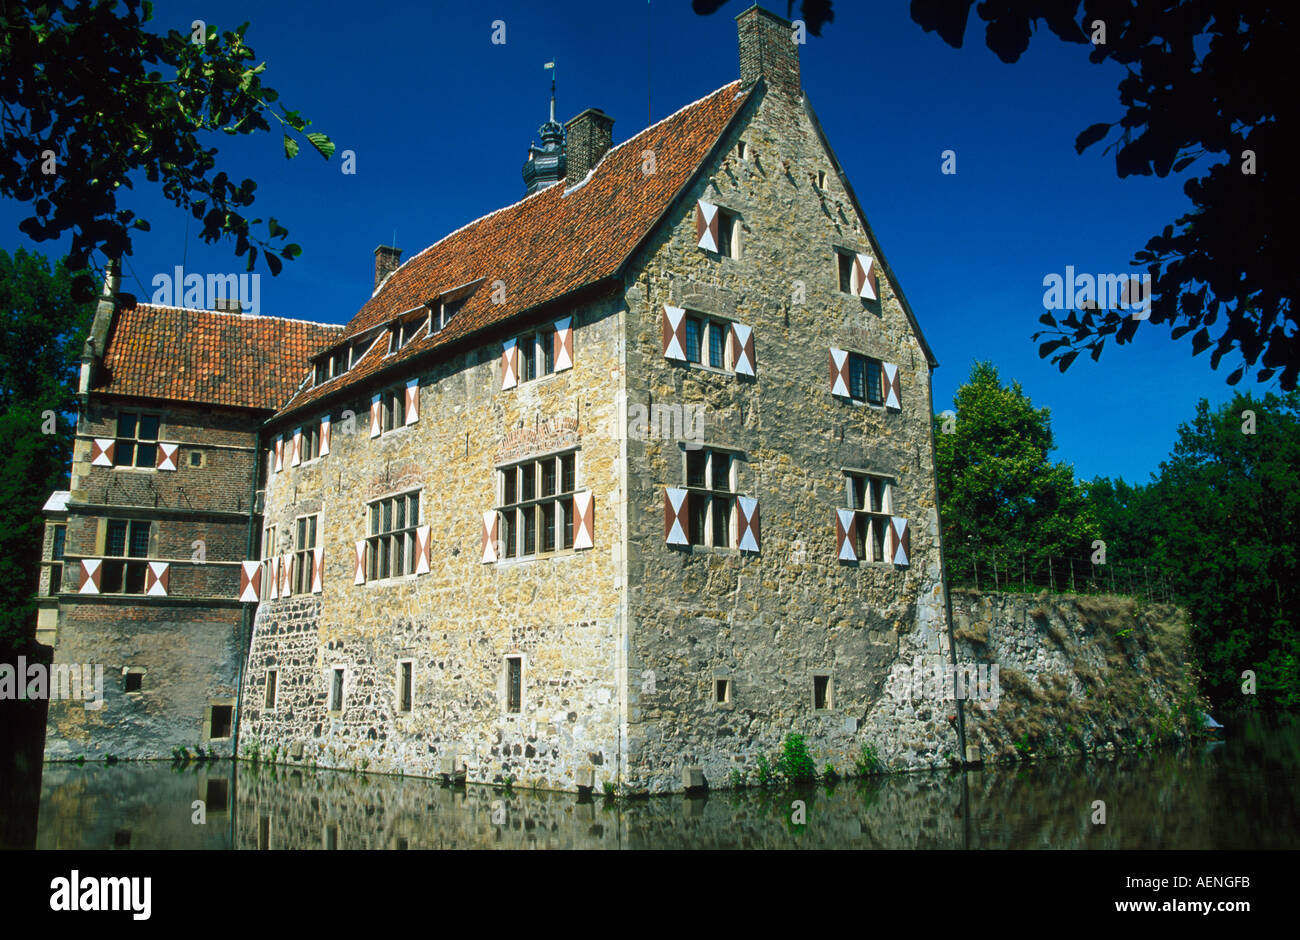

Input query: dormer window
[435,297,466,332]
[314,347,349,386]
[388,314,425,355]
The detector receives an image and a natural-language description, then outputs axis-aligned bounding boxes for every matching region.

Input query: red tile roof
[92,300,343,411]
[277,81,752,419]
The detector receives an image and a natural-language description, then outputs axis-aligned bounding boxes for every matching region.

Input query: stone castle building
[41,5,960,792]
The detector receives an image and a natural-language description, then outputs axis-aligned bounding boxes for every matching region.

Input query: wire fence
[947,551,1174,603]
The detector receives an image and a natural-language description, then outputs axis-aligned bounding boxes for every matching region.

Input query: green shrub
[776,733,817,782]
[854,743,884,776]
[728,768,744,789]
[756,752,773,786]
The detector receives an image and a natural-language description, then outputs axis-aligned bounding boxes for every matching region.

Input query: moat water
[28,717,1300,849]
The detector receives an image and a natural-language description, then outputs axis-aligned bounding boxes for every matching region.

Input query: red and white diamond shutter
[481,512,499,563]
[91,439,115,467]
[415,525,431,575]
[156,443,179,471]
[319,415,331,456]
[573,491,594,550]
[145,562,169,596]
[836,509,858,562]
[882,363,901,410]
[886,516,910,566]
[268,556,279,600]
[501,339,518,390]
[695,200,719,252]
[664,488,689,546]
[280,552,293,597]
[274,436,283,473]
[239,561,262,603]
[291,428,302,466]
[851,253,877,300]
[554,317,574,372]
[405,379,420,425]
[736,496,760,553]
[729,322,756,377]
[829,349,851,398]
[78,559,102,594]
[369,395,382,438]
[354,541,366,585]
[311,546,324,593]
[661,306,687,361]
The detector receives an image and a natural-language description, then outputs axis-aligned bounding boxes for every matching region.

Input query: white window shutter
[883,362,901,410]
[239,561,262,603]
[268,556,279,599]
[291,428,302,466]
[146,562,170,596]
[274,435,283,472]
[320,415,331,456]
[312,546,324,593]
[415,525,431,574]
[155,442,179,471]
[736,495,760,552]
[695,200,719,252]
[889,516,910,566]
[405,378,420,425]
[91,439,115,467]
[852,252,877,300]
[661,306,687,361]
[501,339,518,390]
[554,317,574,372]
[482,511,499,563]
[354,541,367,585]
[573,491,594,550]
[369,395,382,438]
[664,488,689,545]
[78,559,101,594]
[829,349,851,398]
[730,322,755,377]
[281,552,294,597]
[836,510,858,562]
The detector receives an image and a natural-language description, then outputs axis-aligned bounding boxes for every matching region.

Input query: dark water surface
[33,718,1300,849]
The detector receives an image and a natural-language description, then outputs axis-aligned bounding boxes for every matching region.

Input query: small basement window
[398,661,413,713]
[189,451,203,468]
[124,671,143,693]
[209,704,233,739]
[330,668,345,711]
[265,669,278,710]
[813,675,831,711]
[837,251,854,293]
[506,656,522,714]
[715,678,731,704]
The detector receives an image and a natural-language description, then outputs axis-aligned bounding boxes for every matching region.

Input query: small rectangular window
[265,669,278,709]
[124,671,143,693]
[708,320,726,368]
[685,316,703,363]
[715,678,731,703]
[813,675,830,710]
[49,524,66,594]
[716,209,738,259]
[210,705,233,739]
[330,668,345,711]
[838,251,854,293]
[506,657,522,713]
[520,335,537,382]
[399,661,413,713]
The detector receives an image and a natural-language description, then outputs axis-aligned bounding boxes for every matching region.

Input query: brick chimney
[374,245,402,291]
[737,4,800,98]
[564,108,615,184]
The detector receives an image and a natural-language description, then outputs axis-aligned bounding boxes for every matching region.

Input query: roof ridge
[128,301,345,331]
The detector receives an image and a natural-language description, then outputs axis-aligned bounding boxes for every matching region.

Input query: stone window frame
[680,444,742,551]
[365,488,422,582]
[111,410,163,470]
[203,697,236,742]
[496,449,579,561]
[48,523,67,595]
[377,385,408,434]
[514,326,558,385]
[503,654,525,716]
[293,512,319,595]
[708,206,742,260]
[811,672,834,712]
[123,666,146,695]
[299,422,322,463]
[396,658,415,713]
[327,665,347,715]
[264,668,278,711]
[97,517,154,595]
[843,469,895,564]
[680,309,737,375]
[712,671,733,707]
[187,449,204,469]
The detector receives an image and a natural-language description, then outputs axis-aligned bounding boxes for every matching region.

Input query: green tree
[1,0,333,300]
[0,249,94,645]
[909,1,1299,390]
[935,362,1097,584]
[1128,393,1300,714]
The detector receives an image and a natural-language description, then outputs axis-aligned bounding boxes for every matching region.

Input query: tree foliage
[0,0,333,300]
[935,362,1097,582]
[1088,393,1300,714]
[909,0,1299,390]
[0,249,94,645]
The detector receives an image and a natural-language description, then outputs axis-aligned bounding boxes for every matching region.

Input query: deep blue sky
[2,0,1263,484]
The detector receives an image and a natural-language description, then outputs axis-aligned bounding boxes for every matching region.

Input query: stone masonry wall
[241,295,629,792]
[618,80,956,793]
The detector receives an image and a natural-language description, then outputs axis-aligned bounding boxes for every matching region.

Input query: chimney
[737,5,800,98]
[374,245,402,291]
[211,297,243,313]
[564,108,615,184]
